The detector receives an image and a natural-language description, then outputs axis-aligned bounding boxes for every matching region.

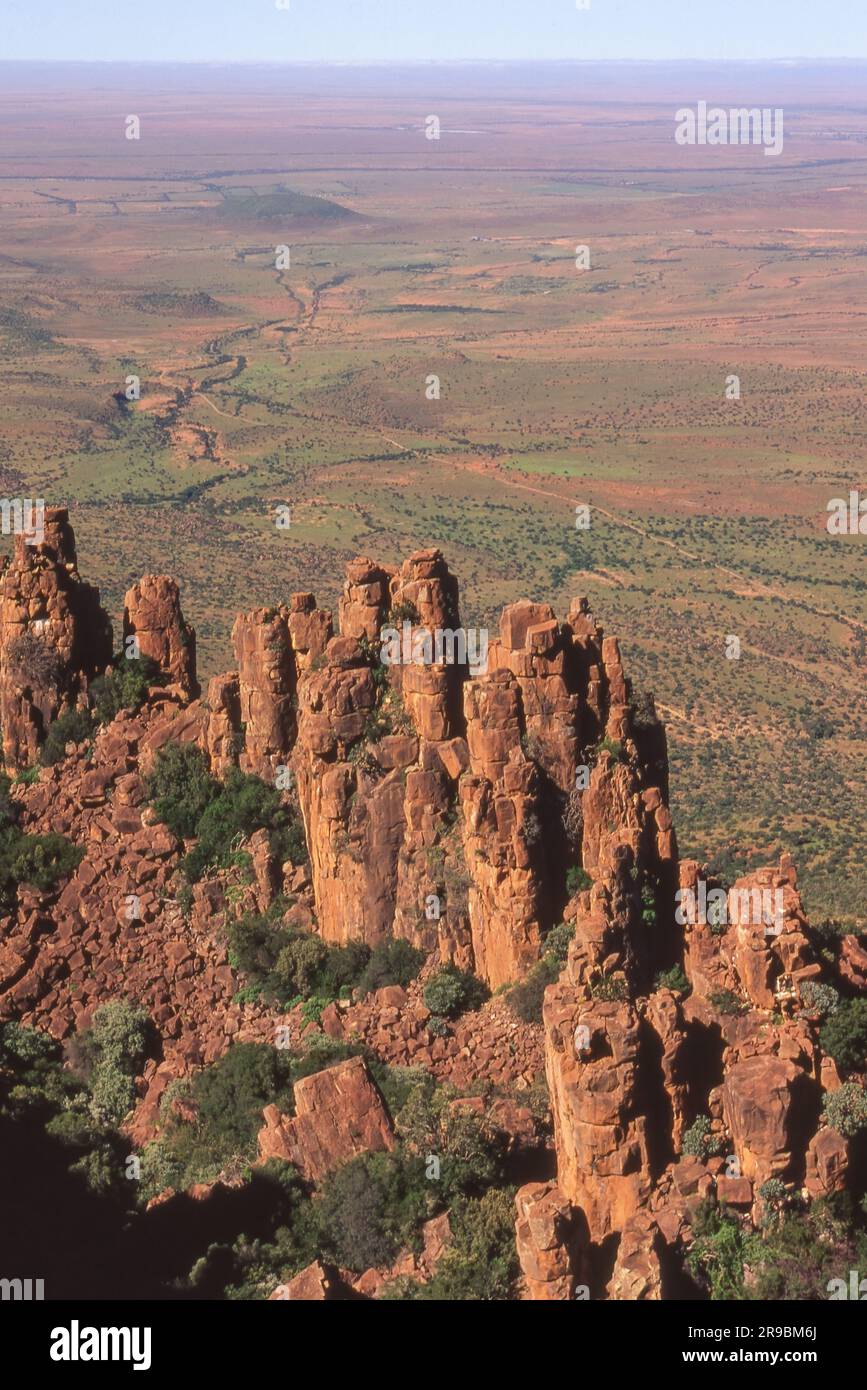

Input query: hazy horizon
[2,0,866,64]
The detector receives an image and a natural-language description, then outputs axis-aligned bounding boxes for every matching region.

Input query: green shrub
[681,1114,725,1160]
[12,765,40,786]
[688,1197,867,1302]
[740,1197,867,1301]
[0,1020,79,1115]
[822,1083,867,1138]
[385,1190,519,1301]
[544,922,574,962]
[146,748,308,881]
[819,999,867,1073]
[0,773,18,832]
[227,912,377,1008]
[270,818,309,869]
[5,831,83,891]
[385,601,420,625]
[146,743,219,840]
[799,980,839,1019]
[316,1150,429,1273]
[370,1063,431,1122]
[423,966,487,1020]
[654,965,690,996]
[594,736,626,764]
[90,656,161,724]
[356,938,426,997]
[565,866,592,896]
[300,995,330,1026]
[395,1081,504,1201]
[141,1042,295,1195]
[274,934,332,999]
[182,766,307,881]
[320,939,377,997]
[226,904,290,978]
[87,1002,151,1073]
[0,1022,131,1200]
[234,982,263,1005]
[67,1144,130,1197]
[91,1068,140,1126]
[686,1200,748,1300]
[287,1035,369,1088]
[758,1178,788,1205]
[709,989,748,1016]
[72,1001,152,1125]
[505,957,560,1024]
[359,687,413,744]
[0,827,84,908]
[187,1162,319,1299]
[590,973,629,1002]
[1,1018,58,1072]
[40,708,95,766]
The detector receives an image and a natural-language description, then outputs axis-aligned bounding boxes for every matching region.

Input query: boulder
[257,1056,395,1182]
[722,1055,812,1187]
[270,1261,337,1301]
[515,1181,578,1299]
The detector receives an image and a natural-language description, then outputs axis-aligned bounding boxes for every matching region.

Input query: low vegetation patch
[819,998,867,1073]
[505,925,574,1024]
[423,966,488,1021]
[39,656,164,767]
[183,1064,518,1300]
[0,774,83,908]
[708,988,748,1016]
[654,964,690,996]
[68,1001,153,1125]
[687,1196,867,1301]
[145,745,308,882]
[1,1021,134,1202]
[565,866,592,896]
[681,1114,725,1161]
[822,1082,867,1138]
[227,907,425,1009]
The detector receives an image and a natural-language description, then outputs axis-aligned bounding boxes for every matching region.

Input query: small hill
[218,187,357,225]
[132,291,227,317]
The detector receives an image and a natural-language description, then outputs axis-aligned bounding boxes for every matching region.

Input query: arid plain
[0,60,864,923]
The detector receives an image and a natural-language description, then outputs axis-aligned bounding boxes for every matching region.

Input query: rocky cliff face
[0,518,863,1302]
[124,576,199,700]
[183,549,671,990]
[532,844,847,1298]
[0,507,112,767]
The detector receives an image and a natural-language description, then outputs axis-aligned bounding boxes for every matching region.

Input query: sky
[1,0,866,64]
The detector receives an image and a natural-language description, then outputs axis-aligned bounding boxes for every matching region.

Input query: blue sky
[2,0,866,63]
